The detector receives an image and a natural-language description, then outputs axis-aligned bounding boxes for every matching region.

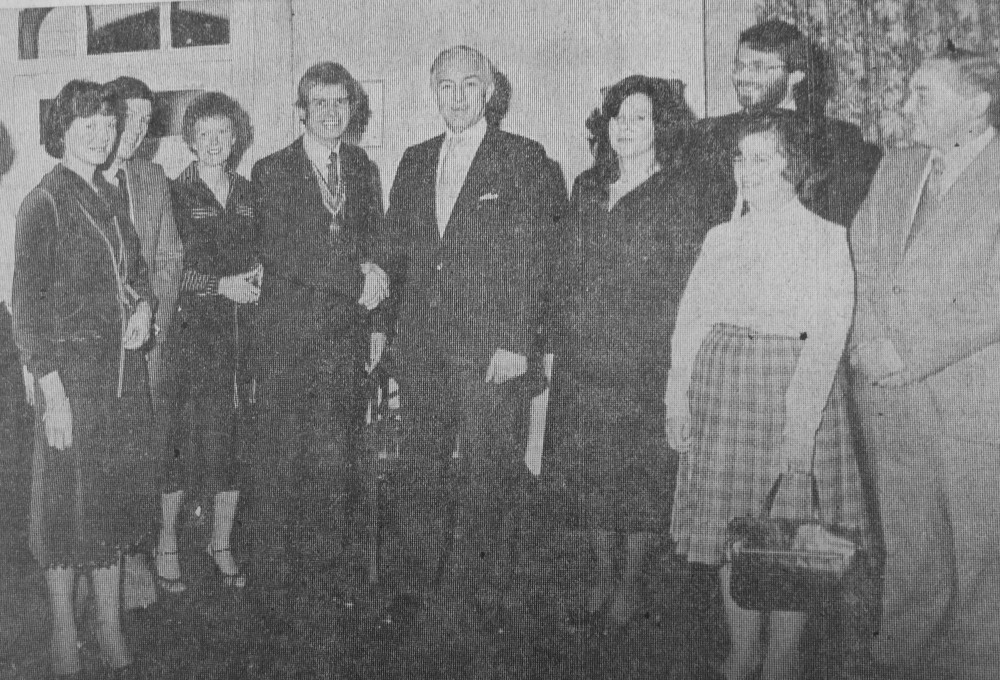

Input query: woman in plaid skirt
[665,114,868,680]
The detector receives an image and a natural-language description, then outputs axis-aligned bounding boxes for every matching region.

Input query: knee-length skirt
[671,323,868,566]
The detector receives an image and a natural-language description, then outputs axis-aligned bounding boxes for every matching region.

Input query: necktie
[436,136,465,235]
[115,167,130,214]
[326,150,340,199]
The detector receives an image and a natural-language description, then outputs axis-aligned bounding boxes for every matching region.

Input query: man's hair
[105,75,153,103]
[429,45,496,90]
[295,62,371,138]
[42,80,120,159]
[739,18,830,118]
[934,47,1000,127]
[181,91,253,169]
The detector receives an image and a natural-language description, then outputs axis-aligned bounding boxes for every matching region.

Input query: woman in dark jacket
[545,75,732,628]
[154,92,258,592]
[13,80,155,678]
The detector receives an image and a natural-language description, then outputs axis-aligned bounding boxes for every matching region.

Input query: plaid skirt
[671,323,868,566]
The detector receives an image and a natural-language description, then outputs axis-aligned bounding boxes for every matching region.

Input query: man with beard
[701,18,881,227]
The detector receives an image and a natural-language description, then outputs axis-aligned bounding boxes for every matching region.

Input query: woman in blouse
[666,114,868,680]
[545,75,732,628]
[154,92,258,592]
[13,80,155,678]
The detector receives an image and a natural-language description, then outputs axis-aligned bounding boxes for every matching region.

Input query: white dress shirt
[436,117,488,235]
[303,131,342,185]
[665,198,854,445]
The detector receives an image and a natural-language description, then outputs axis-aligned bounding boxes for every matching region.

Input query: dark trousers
[244,335,362,612]
[391,348,531,611]
[856,381,1000,680]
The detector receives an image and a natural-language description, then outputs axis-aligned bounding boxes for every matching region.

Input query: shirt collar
[302,131,342,171]
[935,125,995,176]
[444,117,488,145]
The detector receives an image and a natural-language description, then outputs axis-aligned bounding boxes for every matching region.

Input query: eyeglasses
[733,61,787,76]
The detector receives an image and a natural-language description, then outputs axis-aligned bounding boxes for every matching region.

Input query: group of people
[10,15,1000,680]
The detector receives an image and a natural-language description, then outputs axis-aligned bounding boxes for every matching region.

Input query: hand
[123,301,153,350]
[218,269,261,304]
[779,433,813,474]
[875,368,918,389]
[850,338,904,382]
[38,371,72,450]
[665,412,692,453]
[368,332,387,372]
[485,349,527,384]
[358,262,389,311]
[21,365,34,407]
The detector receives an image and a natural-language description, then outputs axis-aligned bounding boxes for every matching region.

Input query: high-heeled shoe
[205,544,246,588]
[152,549,187,594]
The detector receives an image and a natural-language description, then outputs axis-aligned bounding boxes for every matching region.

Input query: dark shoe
[205,545,246,589]
[153,550,187,595]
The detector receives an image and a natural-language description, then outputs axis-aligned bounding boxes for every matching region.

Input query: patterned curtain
[755,0,1000,147]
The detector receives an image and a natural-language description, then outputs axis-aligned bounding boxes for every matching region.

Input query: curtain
[756,0,1000,147]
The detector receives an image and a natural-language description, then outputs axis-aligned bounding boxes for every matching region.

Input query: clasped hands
[219,263,263,304]
[849,338,916,388]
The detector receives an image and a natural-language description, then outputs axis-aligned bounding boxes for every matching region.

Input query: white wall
[288,0,707,194]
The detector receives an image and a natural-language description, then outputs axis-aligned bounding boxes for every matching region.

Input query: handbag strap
[760,473,823,521]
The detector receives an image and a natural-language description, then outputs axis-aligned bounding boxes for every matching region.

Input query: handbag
[727,473,863,612]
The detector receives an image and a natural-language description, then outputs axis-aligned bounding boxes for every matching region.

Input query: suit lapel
[444,127,502,238]
[290,139,331,236]
[423,135,445,241]
[893,147,933,256]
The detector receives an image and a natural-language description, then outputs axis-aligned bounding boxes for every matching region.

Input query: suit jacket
[251,137,383,374]
[123,158,183,335]
[700,110,882,228]
[852,134,1000,441]
[383,126,555,365]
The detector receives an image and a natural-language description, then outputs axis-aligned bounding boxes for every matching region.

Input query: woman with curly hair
[14,79,155,678]
[545,74,733,628]
[154,91,258,593]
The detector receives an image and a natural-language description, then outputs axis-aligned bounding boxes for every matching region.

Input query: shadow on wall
[0,123,15,181]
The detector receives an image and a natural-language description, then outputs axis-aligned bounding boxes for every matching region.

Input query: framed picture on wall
[359,79,383,148]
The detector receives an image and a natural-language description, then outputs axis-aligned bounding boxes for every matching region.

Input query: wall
[288,0,708,194]
[704,0,757,116]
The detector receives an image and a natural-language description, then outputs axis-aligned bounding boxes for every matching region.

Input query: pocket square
[478,192,499,201]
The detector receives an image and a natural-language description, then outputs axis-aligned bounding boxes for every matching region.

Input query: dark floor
[0,363,875,680]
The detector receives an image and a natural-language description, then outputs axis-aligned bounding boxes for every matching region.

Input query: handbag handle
[760,473,823,521]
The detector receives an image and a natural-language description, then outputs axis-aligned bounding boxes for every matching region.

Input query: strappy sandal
[206,545,246,589]
[153,550,187,594]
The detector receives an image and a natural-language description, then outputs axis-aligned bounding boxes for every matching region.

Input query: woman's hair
[737,113,822,202]
[586,75,697,184]
[295,62,371,140]
[42,80,121,159]
[181,91,253,169]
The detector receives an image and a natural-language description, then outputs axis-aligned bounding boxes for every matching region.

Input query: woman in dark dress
[13,80,155,678]
[154,92,258,592]
[545,75,732,627]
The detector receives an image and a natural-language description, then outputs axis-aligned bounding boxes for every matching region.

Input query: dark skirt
[671,323,868,566]
[29,350,156,570]
[545,365,677,534]
[159,301,245,496]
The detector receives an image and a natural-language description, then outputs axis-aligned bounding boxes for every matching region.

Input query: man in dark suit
[248,62,388,628]
[701,18,881,227]
[382,45,556,646]
[851,49,1000,680]
[102,76,184,608]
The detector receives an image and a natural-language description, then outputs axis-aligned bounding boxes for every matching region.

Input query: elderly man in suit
[248,62,388,629]
[702,18,881,227]
[851,49,1000,680]
[381,46,556,653]
[102,76,184,607]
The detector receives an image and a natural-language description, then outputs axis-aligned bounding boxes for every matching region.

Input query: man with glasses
[702,18,881,227]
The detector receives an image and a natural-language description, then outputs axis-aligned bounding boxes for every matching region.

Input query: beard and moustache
[737,71,792,113]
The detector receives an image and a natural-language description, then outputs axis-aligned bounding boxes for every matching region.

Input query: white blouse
[665,198,854,446]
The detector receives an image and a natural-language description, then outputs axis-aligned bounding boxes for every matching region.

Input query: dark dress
[545,163,730,533]
[13,165,156,569]
[161,163,257,496]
